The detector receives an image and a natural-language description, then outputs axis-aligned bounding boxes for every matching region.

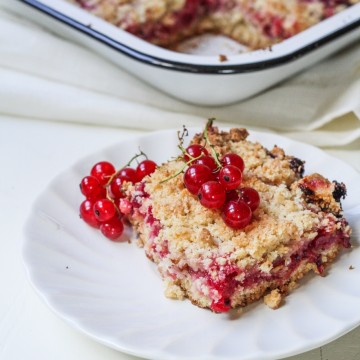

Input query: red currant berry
[184,144,209,161]
[100,216,124,241]
[109,175,126,199]
[226,189,240,203]
[198,181,226,209]
[79,175,105,199]
[218,165,242,191]
[136,160,157,181]
[239,187,260,211]
[79,199,100,228]
[118,167,138,184]
[221,153,245,172]
[184,164,213,195]
[222,200,252,229]
[90,161,116,186]
[213,168,220,181]
[194,155,218,172]
[93,199,116,222]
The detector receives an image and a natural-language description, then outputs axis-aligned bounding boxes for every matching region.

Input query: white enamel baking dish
[3,0,360,105]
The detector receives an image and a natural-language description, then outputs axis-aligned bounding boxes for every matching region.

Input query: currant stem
[203,118,222,169]
[160,119,221,184]
[124,149,148,168]
[177,125,189,147]
[159,155,203,184]
[159,164,187,184]
[178,143,188,156]
[105,149,147,186]
[105,187,123,216]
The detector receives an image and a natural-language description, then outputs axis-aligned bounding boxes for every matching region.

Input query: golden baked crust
[69,0,359,49]
[122,125,351,313]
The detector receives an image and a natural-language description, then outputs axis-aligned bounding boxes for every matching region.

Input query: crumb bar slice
[121,126,351,312]
[69,0,359,49]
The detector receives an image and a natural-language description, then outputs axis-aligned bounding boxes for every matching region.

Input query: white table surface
[1,114,359,360]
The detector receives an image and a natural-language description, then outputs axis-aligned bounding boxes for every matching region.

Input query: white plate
[23,128,360,360]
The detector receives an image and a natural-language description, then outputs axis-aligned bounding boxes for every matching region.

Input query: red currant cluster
[182,143,260,230]
[79,157,157,240]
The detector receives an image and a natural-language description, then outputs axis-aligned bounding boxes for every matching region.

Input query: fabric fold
[1,5,359,146]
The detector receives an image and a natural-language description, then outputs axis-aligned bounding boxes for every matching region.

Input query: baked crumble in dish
[115,121,352,313]
[69,0,359,49]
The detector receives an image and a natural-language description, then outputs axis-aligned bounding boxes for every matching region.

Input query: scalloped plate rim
[22,127,360,360]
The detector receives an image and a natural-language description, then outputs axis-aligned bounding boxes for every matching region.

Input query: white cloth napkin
[1,5,360,147]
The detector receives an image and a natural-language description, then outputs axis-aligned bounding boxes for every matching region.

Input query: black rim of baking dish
[17,0,360,74]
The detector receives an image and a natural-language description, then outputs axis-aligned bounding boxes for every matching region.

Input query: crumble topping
[142,159,320,264]
[263,289,282,309]
[192,126,304,186]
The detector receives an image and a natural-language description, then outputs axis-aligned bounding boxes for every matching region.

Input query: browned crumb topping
[296,173,345,215]
[264,289,283,309]
[219,54,228,62]
[144,159,320,262]
[192,125,303,186]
